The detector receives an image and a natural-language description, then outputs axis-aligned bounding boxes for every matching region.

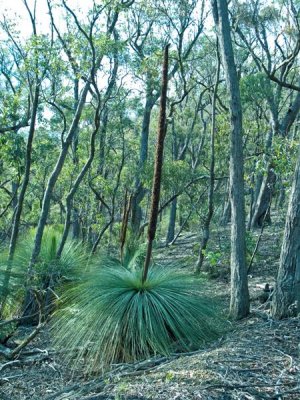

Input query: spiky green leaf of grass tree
[0,226,89,316]
[121,235,147,271]
[52,260,224,374]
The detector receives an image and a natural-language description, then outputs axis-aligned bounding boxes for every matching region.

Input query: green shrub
[0,226,89,316]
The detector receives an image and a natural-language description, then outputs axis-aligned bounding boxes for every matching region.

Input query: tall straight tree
[211,0,249,319]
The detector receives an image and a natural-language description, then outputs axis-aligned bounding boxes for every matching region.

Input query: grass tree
[52,45,224,374]
[0,227,88,319]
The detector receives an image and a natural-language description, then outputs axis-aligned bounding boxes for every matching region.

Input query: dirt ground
[1,223,299,400]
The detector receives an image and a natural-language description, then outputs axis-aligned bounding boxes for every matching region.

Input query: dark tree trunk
[11,181,19,212]
[166,197,177,245]
[72,208,81,239]
[279,91,300,137]
[251,166,276,228]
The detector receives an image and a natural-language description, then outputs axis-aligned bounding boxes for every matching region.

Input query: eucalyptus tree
[0,0,53,313]
[211,0,249,319]
[233,0,300,227]
[26,1,133,293]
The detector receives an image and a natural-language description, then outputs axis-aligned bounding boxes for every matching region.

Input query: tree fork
[142,44,169,283]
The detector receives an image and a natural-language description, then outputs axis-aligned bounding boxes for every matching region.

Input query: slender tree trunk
[251,165,276,228]
[56,107,100,258]
[91,220,113,254]
[276,179,286,209]
[271,147,300,319]
[98,108,109,175]
[131,83,156,234]
[143,45,169,283]
[131,27,204,235]
[212,0,249,319]
[72,78,80,238]
[279,90,300,137]
[0,85,40,313]
[166,197,177,245]
[252,90,300,227]
[195,42,220,273]
[11,182,18,212]
[27,79,91,280]
[220,182,231,226]
[120,192,132,261]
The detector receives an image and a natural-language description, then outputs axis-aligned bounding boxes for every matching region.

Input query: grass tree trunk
[143,44,169,283]
[195,43,220,273]
[271,148,300,319]
[131,27,204,236]
[212,0,249,319]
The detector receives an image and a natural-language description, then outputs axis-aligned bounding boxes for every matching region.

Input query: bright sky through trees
[0,0,93,37]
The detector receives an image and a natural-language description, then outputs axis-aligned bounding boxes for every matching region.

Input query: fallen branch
[1,321,47,360]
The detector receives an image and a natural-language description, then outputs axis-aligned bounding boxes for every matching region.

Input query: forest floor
[1,221,299,400]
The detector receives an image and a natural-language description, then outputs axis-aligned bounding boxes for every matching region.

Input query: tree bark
[166,197,177,245]
[212,0,249,319]
[220,181,231,226]
[56,106,100,258]
[271,148,300,319]
[251,165,276,228]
